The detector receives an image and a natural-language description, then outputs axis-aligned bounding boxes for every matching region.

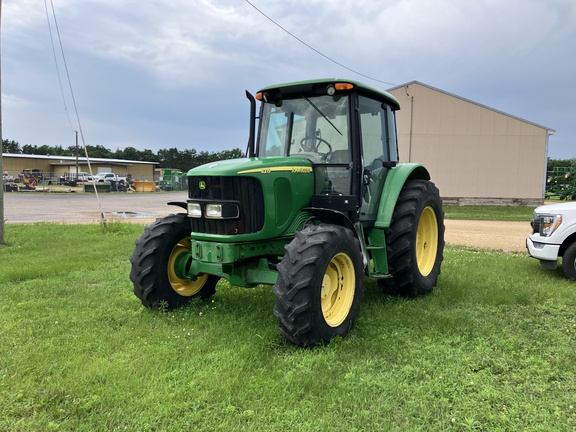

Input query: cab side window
[359,97,397,221]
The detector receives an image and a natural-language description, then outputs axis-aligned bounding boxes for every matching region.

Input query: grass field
[1,217,574,431]
[443,205,535,221]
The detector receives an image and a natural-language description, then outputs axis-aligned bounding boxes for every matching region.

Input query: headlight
[540,214,562,237]
[187,201,240,219]
[205,203,240,219]
[205,204,223,218]
[187,202,202,218]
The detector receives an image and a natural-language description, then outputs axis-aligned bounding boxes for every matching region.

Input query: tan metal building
[388,81,555,205]
[2,153,158,182]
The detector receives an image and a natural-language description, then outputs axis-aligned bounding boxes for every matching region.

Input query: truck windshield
[258,95,350,164]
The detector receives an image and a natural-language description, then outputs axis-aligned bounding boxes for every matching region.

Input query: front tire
[562,242,576,280]
[273,224,364,347]
[130,214,219,309]
[379,179,445,296]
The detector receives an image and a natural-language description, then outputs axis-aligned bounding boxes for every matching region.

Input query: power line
[244,0,397,87]
[44,0,107,224]
[43,0,74,133]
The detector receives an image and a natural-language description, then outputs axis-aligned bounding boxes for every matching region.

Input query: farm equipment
[18,169,44,190]
[157,169,185,191]
[546,167,576,200]
[130,79,445,347]
[3,172,17,192]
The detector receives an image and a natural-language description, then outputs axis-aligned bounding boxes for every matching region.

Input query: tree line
[547,157,576,171]
[2,139,244,172]
[2,139,574,173]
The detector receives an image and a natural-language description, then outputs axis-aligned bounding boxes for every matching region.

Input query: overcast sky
[2,0,575,159]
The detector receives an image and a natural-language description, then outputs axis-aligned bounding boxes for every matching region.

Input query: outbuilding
[388,81,555,205]
[2,153,158,183]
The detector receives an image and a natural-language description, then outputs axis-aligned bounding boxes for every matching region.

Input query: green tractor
[130,79,445,347]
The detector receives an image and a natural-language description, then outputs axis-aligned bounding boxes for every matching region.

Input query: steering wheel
[300,136,333,160]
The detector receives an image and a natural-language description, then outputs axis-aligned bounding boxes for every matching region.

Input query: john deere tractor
[130,79,445,347]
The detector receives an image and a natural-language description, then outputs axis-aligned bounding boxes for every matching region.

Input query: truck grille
[188,176,264,235]
[531,217,540,234]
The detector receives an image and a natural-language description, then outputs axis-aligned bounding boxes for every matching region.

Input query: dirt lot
[444,219,529,252]
[3,191,530,251]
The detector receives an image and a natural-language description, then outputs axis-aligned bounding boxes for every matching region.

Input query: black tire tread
[130,214,217,308]
[273,224,363,347]
[562,242,576,280]
[380,179,445,297]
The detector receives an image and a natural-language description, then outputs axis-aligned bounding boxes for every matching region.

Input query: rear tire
[562,242,576,280]
[273,224,364,347]
[378,179,445,296]
[130,214,219,309]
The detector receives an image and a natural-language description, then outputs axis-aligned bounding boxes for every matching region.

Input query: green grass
[444,205,535,221]
[1,223,575,431]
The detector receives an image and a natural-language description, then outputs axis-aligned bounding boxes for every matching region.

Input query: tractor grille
[188,176,264,235]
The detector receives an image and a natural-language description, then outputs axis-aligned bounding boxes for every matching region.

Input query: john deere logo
[199,181,206,190]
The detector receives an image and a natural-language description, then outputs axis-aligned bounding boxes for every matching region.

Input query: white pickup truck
[93,173,127,184]
[526,202,576,280]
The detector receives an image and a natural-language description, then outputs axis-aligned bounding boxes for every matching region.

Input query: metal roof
[1,153,159,165]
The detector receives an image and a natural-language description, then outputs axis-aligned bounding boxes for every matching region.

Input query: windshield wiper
[301,95,342,136]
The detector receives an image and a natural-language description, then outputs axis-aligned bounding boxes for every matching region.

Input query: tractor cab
[253,79,400,224]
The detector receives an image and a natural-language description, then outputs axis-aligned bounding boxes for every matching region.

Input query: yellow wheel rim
[321,253,355,327]
[416,206,439,276]
[167,238,208,297]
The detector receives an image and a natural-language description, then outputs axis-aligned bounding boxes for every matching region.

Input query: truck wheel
[379,179,445,296]
[273,224,364,347]
[130,214,219,309]
[562,242,576,280]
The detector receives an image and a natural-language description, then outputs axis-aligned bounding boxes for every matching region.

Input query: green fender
[374,163,431,229]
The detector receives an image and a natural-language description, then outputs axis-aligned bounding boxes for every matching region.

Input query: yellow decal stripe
[237,166,313,174]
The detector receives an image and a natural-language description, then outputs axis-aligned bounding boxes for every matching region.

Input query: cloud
[2,0,575,158]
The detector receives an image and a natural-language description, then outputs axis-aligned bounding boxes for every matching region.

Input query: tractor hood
[187,156,313,177]
[185,156,316,242]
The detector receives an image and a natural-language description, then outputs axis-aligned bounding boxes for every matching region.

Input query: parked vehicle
[75,172,93,182]
[93,173,127,184]
[3,172,15,182]
[527,202,576,280]
[3,172,17,191]
[130,78,445,347]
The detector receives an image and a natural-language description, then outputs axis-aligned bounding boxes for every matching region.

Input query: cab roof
[258,78,400,110]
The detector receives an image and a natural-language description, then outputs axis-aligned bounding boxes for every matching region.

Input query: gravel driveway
[3,192,531,251]
[444,219,530,252]
[3,192,188,225]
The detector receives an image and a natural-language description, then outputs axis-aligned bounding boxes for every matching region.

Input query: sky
[2,0,575,159]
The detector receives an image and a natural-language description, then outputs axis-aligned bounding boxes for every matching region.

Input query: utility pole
[75,130,78,179]
[0,0,5,246]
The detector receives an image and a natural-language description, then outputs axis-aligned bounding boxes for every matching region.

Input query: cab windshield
[258,95,350,164]
[258,94,352,195]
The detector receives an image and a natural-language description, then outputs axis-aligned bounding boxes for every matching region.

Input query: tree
[5,138,243,171]
[21,144,37,154]
[2,139,20,153]
[83,145,114,159]
[157,147,182,169]
[217,148,244,160]
[548,158,576,172]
